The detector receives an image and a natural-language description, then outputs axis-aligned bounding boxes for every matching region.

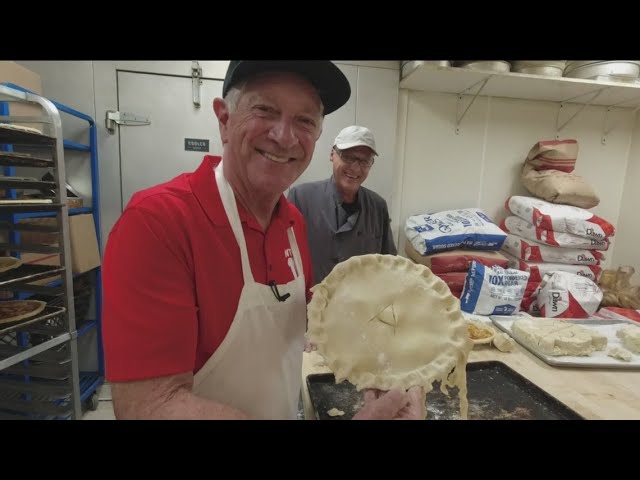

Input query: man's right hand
[352,386,425,420]
[304,340,317,352]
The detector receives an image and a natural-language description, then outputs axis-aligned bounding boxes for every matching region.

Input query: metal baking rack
[0,84,81,419]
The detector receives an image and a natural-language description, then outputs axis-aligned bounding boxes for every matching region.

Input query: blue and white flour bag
[405,208,507,255]
[460,261,530,316]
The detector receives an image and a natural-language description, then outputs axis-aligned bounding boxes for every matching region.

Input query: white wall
[612,113,640,275]
[393,90,636,269]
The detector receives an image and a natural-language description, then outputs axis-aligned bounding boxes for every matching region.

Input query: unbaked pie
[307,254,473,419]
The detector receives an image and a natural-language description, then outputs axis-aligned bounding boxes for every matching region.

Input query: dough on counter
[616,325,640,354]
[467,320,495,345]
[307,254,473,419]
[607,347,632,362]
[313,357,326,367]
[327,408,345,417]
[493,332,516,352]
[511,317,607,356]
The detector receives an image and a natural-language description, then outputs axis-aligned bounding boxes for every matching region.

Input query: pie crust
[0,299,47,325]
[307,254,473,419]
[0,256,22,274]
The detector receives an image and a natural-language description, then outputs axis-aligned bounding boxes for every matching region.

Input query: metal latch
[105,110,151,134]
[192,61,203,108]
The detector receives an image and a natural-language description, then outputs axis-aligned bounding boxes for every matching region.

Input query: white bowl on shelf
[401,60,451,79]
[453,60,511,73]
[564,61,640,81]
[511,61,566,77]
[401,60,450,68]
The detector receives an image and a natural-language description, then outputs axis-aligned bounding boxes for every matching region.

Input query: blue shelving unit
[0,82,103,413]
[11,207,93,220]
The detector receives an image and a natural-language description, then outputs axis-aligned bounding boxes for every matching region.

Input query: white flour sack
[405,208,507,255]
[501,216,609,251]
[537,271,603,318]
[501,251,602,283]
[460,261,530,316]
[501,234,604,265]
[505,196,615,240]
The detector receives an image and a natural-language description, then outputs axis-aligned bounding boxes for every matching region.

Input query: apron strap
[214,161,254,285]
[215,160,305,287]
[287,227,304,280]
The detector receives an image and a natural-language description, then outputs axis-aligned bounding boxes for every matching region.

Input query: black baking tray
[306,361,584,420]
[0,264,65,287]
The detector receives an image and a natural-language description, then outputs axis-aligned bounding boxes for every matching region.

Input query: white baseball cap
[333,125,378,156]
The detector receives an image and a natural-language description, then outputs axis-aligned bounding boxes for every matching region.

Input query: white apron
[192,161,306,419]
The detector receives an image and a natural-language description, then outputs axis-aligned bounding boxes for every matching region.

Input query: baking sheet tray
[491,316,640,370]
[0,264,65,287]
[0,151,55,168]
[0,305,66,337]
[306,361,583,420]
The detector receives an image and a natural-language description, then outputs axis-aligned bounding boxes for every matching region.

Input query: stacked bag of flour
[405,208,535,316]
[404,208,509,298]
[519,139,600,209]
[404,208,533,317]
[499,139,614,318]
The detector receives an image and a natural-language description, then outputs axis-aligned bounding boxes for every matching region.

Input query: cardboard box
[0,61,44,130]
[69,214,101,274]
[19,214,101,276]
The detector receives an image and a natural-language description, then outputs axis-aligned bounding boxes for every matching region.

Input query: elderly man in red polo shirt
[102,61,424,420]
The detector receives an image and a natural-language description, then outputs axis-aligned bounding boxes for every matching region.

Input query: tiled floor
[82,383,115,420]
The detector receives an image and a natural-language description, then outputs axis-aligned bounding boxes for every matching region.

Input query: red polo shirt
[102,155,313,382]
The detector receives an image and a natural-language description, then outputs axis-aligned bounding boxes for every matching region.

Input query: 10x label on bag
[460,261,530,316]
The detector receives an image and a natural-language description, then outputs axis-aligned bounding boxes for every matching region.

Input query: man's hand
[352,386,425,420]
[304,340,317,353]
[111,372,251,420]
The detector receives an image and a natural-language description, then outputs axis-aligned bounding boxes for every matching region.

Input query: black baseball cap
[222,60,351,115]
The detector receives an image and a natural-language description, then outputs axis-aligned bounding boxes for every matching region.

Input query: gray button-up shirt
[288,177,397,285]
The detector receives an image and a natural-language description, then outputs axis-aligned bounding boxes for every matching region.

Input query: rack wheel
[88,392,100,411]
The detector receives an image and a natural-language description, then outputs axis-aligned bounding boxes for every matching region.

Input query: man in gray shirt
[288,125,397,285]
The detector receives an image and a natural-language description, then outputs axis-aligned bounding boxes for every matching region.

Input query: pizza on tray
[0,300,47,325]
[0,256,23,274]
[0,123,44,135]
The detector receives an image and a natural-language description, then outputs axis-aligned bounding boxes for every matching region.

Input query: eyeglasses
[333,147,375,168]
